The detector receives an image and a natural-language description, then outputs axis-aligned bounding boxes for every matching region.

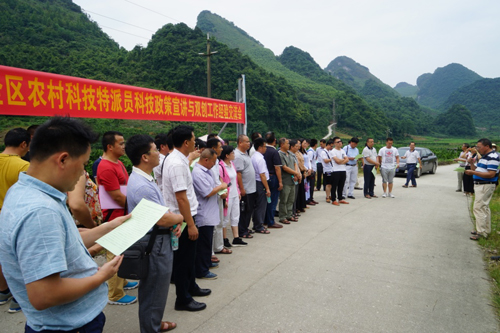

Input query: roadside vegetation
[473,187,500,317]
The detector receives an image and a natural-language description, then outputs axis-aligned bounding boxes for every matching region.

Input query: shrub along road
[2,164,498,332]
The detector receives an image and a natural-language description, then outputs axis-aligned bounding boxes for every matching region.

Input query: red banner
[0,65,245,123]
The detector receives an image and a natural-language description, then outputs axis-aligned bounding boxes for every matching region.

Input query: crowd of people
[0,116,499,332]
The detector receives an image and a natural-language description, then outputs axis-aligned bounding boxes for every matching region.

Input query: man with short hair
[126,134,183,333]
[0,127,30,313]
[278,138,299,223]
[362,138,379,199]
[251,138,271,234]
[192,149,228,280]
[21,125,38,162]
[263,132,284,229]
[320,140,335,202]
[343,137,360,199]
[153,133,173,193]
[331,137,349,205]
[234,135,257,238]
[378,138,400,198]
[401,142,422,188]
[306,139,319,204]
[97,131,137,305]
[466,139,500,240]
[162,125,210,312]
[0,117,129,332]
[316,139,327,191]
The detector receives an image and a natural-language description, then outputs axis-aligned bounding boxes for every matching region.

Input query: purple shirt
[192,163,220,227]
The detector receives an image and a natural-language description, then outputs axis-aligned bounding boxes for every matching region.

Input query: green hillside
[0,0,329,140]
[441,78,500,131]
[394,82,419,98]
[434,104,476,137]
[196,10,392,138]
[324,56,400,100]
[416,63,483,109]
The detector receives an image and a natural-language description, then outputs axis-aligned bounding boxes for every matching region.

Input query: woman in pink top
[219,146,247,246]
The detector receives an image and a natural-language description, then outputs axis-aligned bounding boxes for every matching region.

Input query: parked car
[396,147,438,178]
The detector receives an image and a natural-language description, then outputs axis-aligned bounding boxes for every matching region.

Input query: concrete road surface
[2,164,499,332]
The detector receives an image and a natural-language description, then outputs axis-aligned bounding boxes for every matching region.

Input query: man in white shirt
[401,142,422,188]
[342,137,359,200]
[306,139,319,204]
[320,140,335,202]
[331,137,349,205]
[362,138,379,199]
[251,138,271,234]
[378,138,400,198]
[153,133,172,194]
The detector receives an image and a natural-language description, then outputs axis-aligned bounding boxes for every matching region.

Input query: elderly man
[0,117,129,332]
[234,135,257,239]
[192,149,227,280]
[466,138,500,240]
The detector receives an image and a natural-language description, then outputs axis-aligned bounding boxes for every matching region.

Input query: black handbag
[117,226,159,280]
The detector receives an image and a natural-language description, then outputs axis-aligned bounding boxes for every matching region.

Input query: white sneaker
[382,193,387,198]
[389,193,395,198]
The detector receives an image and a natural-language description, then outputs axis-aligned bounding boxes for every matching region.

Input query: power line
[83,9,156,33]
[99,25,150,40]
[123,0,182,23]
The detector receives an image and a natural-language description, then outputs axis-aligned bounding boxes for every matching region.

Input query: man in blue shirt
[125,134,183,333]
[192,149,227,280]
[0,117,129,332]
[465,138,500,240]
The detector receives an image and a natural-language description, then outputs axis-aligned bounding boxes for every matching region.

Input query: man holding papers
[162,125,211,312]
[125,134,183,333]
[97,131,136,305]
[0,117,129,332]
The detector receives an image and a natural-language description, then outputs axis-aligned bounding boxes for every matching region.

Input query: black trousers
[332,171,346,201]
[363,165,375,196]
[307,172,316,201]
[316,163,324,190]
[238,192,257,236]
[195,225,214,278]
[173,221,200,305]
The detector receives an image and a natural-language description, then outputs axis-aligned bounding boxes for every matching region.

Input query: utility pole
[199,33,218,134]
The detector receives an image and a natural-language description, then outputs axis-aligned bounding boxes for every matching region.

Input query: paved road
[2,164,499,332]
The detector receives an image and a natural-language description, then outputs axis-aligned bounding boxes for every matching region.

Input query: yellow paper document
[96,198,168,256]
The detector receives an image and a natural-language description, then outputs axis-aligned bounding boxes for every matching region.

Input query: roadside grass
[474,186,500,316]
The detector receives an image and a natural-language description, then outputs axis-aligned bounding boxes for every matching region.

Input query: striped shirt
[473,151,499,182]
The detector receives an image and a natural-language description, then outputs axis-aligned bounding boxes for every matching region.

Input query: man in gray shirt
[126,134,183,333]
[234,135,257,238]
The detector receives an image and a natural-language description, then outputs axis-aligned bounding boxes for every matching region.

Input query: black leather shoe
[190,288,211,297]
[175,300,206,311]
[348,196,355,199]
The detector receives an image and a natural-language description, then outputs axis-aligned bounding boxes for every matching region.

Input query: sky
[73,0,500,87]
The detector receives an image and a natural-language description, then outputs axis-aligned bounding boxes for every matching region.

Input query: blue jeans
[265,174,280,226]
[405,164,417,186]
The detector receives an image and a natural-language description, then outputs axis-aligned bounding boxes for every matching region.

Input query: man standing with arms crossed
[162,125,211,311]
[320,140,335,203]
[466,139,499,240]
[378,138,400,198]
[316,139,326,191]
